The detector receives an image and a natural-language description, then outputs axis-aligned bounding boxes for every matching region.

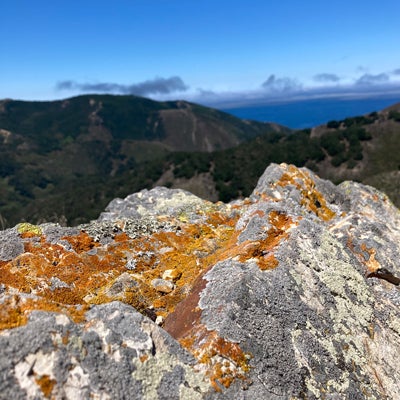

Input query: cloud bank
[56,76,189,96]
[54,68,400,108]
[193,70,400,108]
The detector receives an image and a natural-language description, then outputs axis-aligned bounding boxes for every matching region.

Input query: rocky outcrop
[1,163,399,399]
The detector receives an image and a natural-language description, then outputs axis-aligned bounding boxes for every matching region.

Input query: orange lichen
[347,240,381,276]
[35,374,56,398]
[346,240,400,284]
[0,209,242,330]
[0,291,88,330]
[136,219,239,316]
[360,244,381,274]
[178,325,251,391]
[206,211,238,228]
[257,253,279,270]
[0,203,289,341]
[179,335,196,349]
[208,210,297,271]
[42,287,85,305]
[113,232,130,242]
[204,334,251,390]
[0,296,28,330]
[19,231,41,239]
[275,164,336,221]
[62,231,100,253]
[0,262,31,293]
[240,210,296,270]
[62,330,70,345]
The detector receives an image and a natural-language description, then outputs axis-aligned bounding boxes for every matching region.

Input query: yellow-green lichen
[131,351,210,399]
[17,223,42,236]
[289,230,377,396]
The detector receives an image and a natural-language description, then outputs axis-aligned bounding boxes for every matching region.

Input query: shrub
[331,152,348,167]
[327,120,340,129]
[347,159,357,169]
[320,132,345,156]
[388,110,400,122]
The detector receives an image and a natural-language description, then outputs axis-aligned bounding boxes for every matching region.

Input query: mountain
[0,96,399,228]
[1,164,399,398]
[0,94,284,153]
[0,95,287,227]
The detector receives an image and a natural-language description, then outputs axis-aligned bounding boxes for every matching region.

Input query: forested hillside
[0,97,399,227]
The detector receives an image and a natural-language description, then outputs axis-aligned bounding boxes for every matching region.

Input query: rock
[1,163,400,399]
[0,302,210,399]
[162,269,182,282]
[99,186,211,224]
[152,278,175,294]
[0,227,25,261]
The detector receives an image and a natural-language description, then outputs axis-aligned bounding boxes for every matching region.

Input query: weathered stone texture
[1,163,399,399]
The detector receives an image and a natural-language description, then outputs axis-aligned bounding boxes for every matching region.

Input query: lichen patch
[275,164,336,221]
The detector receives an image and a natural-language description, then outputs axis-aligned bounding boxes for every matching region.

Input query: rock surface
[1,163,399,399]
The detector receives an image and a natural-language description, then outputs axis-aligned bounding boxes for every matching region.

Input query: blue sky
[1,0,400,106]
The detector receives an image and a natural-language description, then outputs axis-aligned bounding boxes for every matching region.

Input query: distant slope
[0,95,286,153]
[160,103,400,205]
[313,103,400,205]
[0,97,399,228]
[0,94,287,227]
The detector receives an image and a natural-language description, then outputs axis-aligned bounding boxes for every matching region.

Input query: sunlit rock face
[1,163,399,399]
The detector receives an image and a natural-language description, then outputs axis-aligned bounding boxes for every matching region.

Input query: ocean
[222,96,400,129]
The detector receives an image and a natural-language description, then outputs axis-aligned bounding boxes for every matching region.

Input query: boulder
[0,163,399,399]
